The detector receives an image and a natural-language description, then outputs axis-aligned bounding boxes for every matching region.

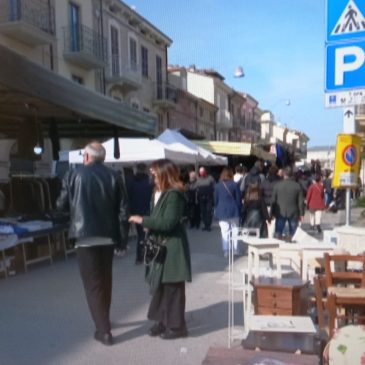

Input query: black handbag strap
[223,181,235,200]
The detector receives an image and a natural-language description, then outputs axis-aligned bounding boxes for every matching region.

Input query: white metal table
[244,237,284,280]
[300,243,336,281]
[279,242,336,281]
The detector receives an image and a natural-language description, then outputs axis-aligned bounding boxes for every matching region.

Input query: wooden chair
[323,253,365,337]
[327,290,365,336]
[324,253,365,288]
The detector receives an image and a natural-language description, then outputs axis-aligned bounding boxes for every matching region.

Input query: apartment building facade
[169,65,263,143]
[0,0,174,176]
[240,93,260,143]
[0,0,57,69]
[168,66,217,139]
[169,66,233,141]
[260,111,308,159]
[166,89,217,139]
[229,91,245,142]
[99,0,173,133]
[306,146,335,170]
[355,105,365,141]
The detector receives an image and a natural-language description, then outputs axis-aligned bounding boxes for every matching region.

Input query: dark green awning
[0,44,156,136]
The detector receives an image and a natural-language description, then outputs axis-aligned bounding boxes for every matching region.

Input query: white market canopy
[157,129,227,166]
[68,138,197,165]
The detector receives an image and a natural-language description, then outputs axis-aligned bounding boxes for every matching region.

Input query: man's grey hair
[85,142,106,162]
[283,166,293,178]
[254,160,262,171]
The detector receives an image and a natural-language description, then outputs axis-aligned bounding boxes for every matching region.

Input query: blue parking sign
[327,0,365,43]
[326,39,365,91]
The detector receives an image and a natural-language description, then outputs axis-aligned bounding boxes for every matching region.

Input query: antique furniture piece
[252,277,309,316]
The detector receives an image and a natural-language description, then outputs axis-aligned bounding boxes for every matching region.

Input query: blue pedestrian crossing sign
[327,0,365,43]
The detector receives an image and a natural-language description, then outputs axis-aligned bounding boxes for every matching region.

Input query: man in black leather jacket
[57,141,128,346]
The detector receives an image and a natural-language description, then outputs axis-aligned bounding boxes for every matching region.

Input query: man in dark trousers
[57,141,128,346]
[196,167,215,231]
[128,163,153,264]
[270,166,304,242]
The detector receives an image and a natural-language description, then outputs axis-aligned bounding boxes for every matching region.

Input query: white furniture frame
[227,227,259,347]
[279,242,336,281]
[243,237,283,332]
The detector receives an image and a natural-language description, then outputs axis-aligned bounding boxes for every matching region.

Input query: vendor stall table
[18,223,70,272]
[0,223,70,277]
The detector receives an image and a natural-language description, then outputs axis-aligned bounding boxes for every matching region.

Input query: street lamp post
[268,99,291,112]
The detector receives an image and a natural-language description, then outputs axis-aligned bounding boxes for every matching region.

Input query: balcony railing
[0,0,55,45]
[63,24,107,69]
[217,109,232,127]
[106,54,142,91]
[153,82,178,108]
[197,120,215,140]
[232,116,245,127]
[252,121,261,133]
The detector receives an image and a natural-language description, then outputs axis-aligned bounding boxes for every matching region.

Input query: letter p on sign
[335,46,365,85]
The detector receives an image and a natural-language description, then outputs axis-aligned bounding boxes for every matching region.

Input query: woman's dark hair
[219,167,234,181]
[268,165,278,177]
[315,174,322,183]
[150,159,185,192]
[245,182,261,201]
[235,165,243,174]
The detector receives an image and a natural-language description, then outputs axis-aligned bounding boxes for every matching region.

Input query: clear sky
[126,0,342,147]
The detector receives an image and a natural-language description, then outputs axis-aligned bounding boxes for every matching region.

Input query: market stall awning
[68,138,197,165]
[194,140,275,161]
[0,44,156,138]
[157,129,227,166]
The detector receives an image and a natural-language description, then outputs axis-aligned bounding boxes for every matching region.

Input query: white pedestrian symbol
[331,0,365,35]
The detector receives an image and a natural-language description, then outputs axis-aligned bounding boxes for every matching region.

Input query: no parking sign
[333,134,362,188]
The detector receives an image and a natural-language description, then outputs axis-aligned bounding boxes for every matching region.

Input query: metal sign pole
[345,188,351,225]
[343,106,356,226]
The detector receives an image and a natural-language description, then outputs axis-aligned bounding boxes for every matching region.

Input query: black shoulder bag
[140,191,169,266]
[142,234,167,265]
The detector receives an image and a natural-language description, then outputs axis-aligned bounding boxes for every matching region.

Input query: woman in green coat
[129,159,192,340]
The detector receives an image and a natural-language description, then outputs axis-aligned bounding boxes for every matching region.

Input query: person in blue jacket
[214,167,241,257]
[128,163,154,264]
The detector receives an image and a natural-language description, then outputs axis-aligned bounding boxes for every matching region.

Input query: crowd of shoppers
[56,141,350,346]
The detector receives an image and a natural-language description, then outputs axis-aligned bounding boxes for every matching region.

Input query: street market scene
[1,1,365,365]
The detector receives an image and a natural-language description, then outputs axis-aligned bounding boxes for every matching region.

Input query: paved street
[0,208,362,365]
[0,223,232,365]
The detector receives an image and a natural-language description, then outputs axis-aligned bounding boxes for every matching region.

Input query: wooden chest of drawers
[252,277,309,316]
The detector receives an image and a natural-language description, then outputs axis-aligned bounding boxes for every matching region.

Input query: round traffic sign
[342,144,357,166]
